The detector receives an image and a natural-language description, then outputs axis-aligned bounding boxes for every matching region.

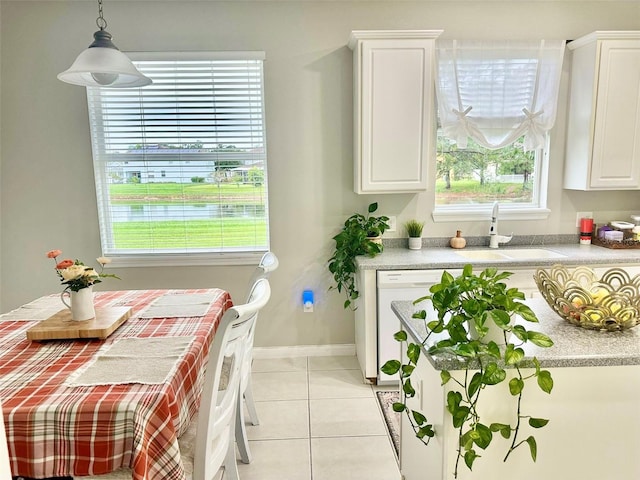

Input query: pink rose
[47,249,62,259]
[56,259,74,269]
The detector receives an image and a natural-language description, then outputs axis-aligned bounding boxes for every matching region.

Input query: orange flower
[47,249,62,259]
[56,259,74,269]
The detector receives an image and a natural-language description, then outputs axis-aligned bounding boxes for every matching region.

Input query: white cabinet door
[564,31,640,190]
[349,30,441,194]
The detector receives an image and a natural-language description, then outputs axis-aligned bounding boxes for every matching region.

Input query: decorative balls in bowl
[534,265,640,331]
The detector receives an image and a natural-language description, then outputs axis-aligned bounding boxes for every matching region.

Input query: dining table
[0,288,233,480]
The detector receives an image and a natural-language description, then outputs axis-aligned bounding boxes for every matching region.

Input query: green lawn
[109,183,266,204]
[113,219,268,249]
[108,183,268,249]
[435,179,533,203]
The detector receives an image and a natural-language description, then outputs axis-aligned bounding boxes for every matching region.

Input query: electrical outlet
[387,216,397,232]
[576,212,593,228]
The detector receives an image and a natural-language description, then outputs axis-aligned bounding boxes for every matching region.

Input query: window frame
[87,51,270,267]
[431,132,551,223]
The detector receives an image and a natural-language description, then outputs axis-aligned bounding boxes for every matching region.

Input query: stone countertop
[391,298,640,370]
[356,243,640,270]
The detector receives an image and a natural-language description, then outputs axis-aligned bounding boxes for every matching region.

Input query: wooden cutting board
[26,307,132,341]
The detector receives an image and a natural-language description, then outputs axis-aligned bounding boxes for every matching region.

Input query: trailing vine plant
[328,202,389,309]
[382,265,555,477]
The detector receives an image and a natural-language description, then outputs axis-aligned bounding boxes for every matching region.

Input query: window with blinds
[432,40,565,221]
[86,52,269,265]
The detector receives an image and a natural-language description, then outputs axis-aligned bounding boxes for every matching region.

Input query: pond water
[111,203,266,221]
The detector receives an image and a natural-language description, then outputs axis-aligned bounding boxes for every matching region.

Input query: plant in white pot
[382,265,555,477]
[328,202,389,309]
[405,220,424,250]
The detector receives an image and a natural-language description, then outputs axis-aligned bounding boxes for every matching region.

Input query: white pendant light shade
[58,42,152,88]
[58,0,151,89]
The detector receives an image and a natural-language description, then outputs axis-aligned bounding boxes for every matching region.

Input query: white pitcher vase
[61,286,95,321]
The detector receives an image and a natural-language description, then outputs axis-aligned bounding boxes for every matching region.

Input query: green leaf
[529,418,549,428]
[490,422,512,439]
[515,303,539,323]
[473,423,493,450]
[446,391,462,414]
[455,343,477,357]
[407,343,421,364]
[440,370,451,385]
[418,424,435,438]
[537,370,554,394]
[401,364,415,377]
[504,345,525,365]
[412,298,429,307]
[368,202,378,214]
[427,320,444,333]
[464,449,479,470]
[526,436,538,461]
[482,362,506,385]
[392,402,406,412]
[380,360,401,375]
[460,430,474,450]
[412,410,427,425]
[486,341,501,359]
[403,378,416,396]
[468,372,483,398]
[452,406,470,428]
[393,330,407,342]
[527,331,554,348]
[463,264,473,277]
[512,325,528,342]
[509,377,524,395]
[490,309,511,327]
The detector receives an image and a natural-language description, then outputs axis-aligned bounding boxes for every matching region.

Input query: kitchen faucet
[489,201,513,249]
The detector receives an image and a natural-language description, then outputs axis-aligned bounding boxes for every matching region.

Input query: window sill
[431,207,551,223]
[103,252,266,268]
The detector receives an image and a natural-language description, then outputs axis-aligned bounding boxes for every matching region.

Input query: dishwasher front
[376,269,462,385]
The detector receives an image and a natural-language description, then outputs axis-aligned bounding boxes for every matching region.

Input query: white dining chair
[235,252,279,465]
[79,278,271,480]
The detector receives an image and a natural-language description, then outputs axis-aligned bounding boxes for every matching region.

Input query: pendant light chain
[96,0,108,31]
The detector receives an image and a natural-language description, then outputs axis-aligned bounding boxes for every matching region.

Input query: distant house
[110,145,266,184]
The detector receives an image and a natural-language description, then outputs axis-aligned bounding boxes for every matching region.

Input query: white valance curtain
[435,40,566,151]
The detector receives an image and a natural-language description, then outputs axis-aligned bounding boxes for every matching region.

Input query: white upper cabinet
[348,30,442,194]
[564,31,640,190]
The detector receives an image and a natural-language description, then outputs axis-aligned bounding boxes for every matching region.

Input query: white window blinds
[87,52,269,258]
[435,40,565,151]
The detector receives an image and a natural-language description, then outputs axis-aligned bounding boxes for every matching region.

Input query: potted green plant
[382,265,554,478]
[405,220,424,250]
[328,202,389,309]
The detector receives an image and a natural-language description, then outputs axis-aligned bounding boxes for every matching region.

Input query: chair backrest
[245,252,279,303]
[193,278,271,480]
[240,252,279,388]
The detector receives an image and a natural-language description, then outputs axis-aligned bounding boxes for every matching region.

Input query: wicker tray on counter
[592,236,640,249]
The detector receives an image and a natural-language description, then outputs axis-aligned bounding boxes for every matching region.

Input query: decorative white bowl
[534,265,640,331]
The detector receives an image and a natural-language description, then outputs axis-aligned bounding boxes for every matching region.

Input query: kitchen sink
[500,248,566,259]
[455,250,511,261]
[455,248,566,261]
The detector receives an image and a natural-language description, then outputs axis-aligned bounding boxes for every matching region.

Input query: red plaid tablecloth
[0,288,233,480]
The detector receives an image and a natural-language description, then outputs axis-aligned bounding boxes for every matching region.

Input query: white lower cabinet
[400,359,640,480]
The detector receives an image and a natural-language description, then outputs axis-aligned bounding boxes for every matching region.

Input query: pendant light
[57,0,151,88]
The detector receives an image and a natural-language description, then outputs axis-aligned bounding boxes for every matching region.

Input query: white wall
[1,1,639,348]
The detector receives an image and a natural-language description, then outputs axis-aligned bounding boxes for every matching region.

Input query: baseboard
[253,343,356,359]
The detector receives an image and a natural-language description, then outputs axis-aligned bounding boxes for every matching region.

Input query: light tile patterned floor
[236,355,401,480]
